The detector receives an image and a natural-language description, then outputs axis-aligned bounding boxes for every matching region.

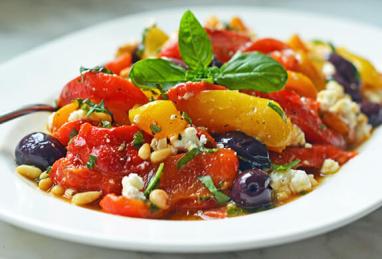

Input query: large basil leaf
[215,52,288,92]
[129,58,186,88]
[178,10,213,70]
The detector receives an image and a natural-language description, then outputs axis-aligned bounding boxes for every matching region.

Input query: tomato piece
[258,90,346,149]
[50,123,154,193]
[242,38,289,54]
[160,149,238,212]
[206,28,251,63]
[57,72,148,124]
[105,53,132,75]
[167,81,226,106]
[52,120,84,146]
[270,145,357,169]
[100,194,151,218]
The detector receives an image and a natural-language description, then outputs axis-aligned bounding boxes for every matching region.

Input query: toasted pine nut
[38,178,53,191]
[72,191,102,206]
[157,138,168,150]
[89,112,112,122]
[39,171,49,180]
[138,143,151,160]
[150,148,172,163]
[51,185,65,196]
[64,188,76,199]
[16,165,42,180]
[149,189,170,209]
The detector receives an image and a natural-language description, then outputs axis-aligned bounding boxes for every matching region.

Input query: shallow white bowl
[0,6,381,253]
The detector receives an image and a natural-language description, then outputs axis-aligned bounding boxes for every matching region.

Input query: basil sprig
[129,10,287,93]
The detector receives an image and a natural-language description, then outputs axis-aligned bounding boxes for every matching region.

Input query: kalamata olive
[210,57,223,68]
[231,169,272,209]
[15,132,66,170]
[360,101,382,127]
[328,53,362,102]
[213,131,271,170]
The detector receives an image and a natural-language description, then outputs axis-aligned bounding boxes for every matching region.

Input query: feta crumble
[320,158,340,175]
[287,124,306,146]
[171,127,203,151]
[121,173,146,200]
[270,169,317,201]
[68,109,86,122]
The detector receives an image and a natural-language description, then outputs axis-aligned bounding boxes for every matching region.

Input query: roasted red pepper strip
[270,145,356,169]
[241,38,289,54]
[100,194,153,218]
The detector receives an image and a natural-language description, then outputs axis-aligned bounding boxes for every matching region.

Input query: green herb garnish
[69,128,78,141]
[181,111,192,124]
[226,202,247,217]
[198,175,230,204]
[144,163,165,196]
[101,120,112,128]
[46,166,52,174]
[133,131,145,148]
[272,159,301,171]
[176,147,218,169]
[267,101,286,121]
[81,99,110,117]
[80,65,113,75]
[129,10,287,93]
[86,155,97,169]
[150,123,161,134]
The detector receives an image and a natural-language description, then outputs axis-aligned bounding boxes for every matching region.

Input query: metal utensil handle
[0,104,56,124]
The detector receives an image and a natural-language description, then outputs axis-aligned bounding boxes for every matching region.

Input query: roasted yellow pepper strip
[176,90,292,151]
[129,100,187,139]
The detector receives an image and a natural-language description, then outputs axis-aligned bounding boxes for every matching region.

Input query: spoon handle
[0,104,56,124]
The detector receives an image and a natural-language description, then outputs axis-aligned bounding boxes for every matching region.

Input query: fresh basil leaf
[267,101,286,121]
[178,10,213,70]
[132,131,145,148]
[86,155,97,169]
[198,175,230,204]
[129,58,186,88]
[272,159,301,171]
[215,52,288,92]
[177,147,218,169]
[144,163,165,196]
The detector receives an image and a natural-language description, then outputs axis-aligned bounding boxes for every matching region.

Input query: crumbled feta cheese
[199,134,208,145]
[68,109,86,122]
[287,124,306,146]
[121,174,145,200]
[305,143,312,148]
[320,158,340,175]
[270,169,317,201]
[172,127,202,151]
[216,143,224,149]
[322,62,336,78]
[317,81,371,142]
[363,89,382,104]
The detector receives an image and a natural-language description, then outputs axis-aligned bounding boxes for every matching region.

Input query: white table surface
[1,0,382,258]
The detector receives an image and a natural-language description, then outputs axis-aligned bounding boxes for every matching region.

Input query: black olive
[213,131,271,170]
[15,132,66,170]
[361,101,382,127]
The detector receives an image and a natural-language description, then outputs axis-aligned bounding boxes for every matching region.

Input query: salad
[13,10,382,220]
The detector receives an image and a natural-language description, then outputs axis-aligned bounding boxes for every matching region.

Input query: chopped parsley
[80,99,110,117]
[272,159,301,171]
[150,123,161,134]
[133,131,145,148]
[268,101,285,121]
[176,147,218,169]
[144,163,165,196]
[181,111,192,124]
[86,155,97,169]
[198,175,230,205]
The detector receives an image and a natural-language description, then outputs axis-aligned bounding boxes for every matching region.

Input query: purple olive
[231,169,272,209]
[213,131,271,170]
[361,101,382,127]
[15,132,66,170]
[328,53,362,102]
[210,57,223,68]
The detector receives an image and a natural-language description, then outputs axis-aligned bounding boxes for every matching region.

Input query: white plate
[0,6,382,253]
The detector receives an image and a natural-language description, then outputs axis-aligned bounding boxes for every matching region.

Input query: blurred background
[1,0,382,63]
[1,0,382,258]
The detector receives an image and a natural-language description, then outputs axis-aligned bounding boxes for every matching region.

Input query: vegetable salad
[14,10,382,219]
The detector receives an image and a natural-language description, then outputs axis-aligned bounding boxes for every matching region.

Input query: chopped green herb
[133,131,145,148]
[267,101,285,121]
[319,124,327,130]
[86,155,97,169]
[150,123,161,134]
[81,99,110,117]
[272,159,301,171]
[69,128,78,141]
[226,202,247,217]
[144,163,165,196]
[101,120,112,128]
[198,175,230,204]
[181,111,192,124]
[176,147,218,169]
[46,166,52,174]
[80,65,113,75]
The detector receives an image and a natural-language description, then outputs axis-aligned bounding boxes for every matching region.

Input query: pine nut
[16,165,42,180]
[138,143,151,160]
[38,178,53,191]
[72,191,102,206]
[149,189,170,209]
[157,138,168,150]
[150,148,172,163]
[64,188,76,199]
[51,185,65,196]
[89,112,112,122]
